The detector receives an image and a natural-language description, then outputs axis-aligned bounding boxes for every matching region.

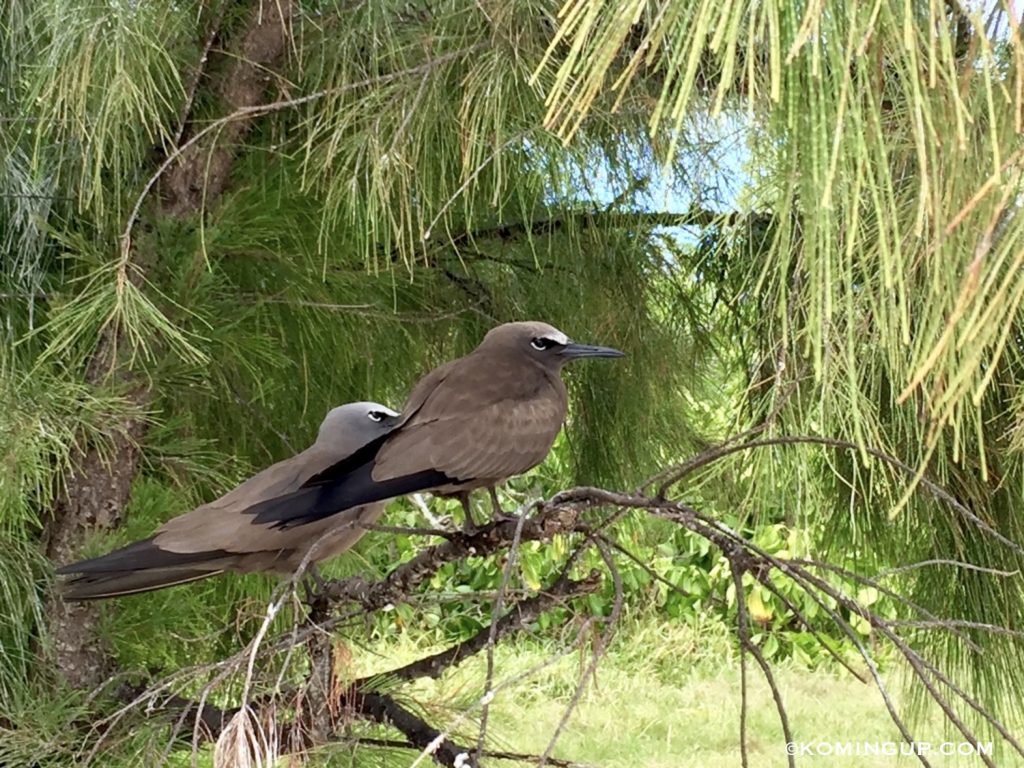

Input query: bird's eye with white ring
[531,337,556,351]
[367,410,387,422]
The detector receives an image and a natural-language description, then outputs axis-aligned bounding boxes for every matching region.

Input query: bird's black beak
[559,342,625,360]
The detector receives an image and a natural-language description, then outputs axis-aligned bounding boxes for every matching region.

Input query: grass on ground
[349,612,1010,768]
[3,610,1008,767]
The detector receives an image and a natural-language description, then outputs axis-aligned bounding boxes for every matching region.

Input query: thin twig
[754,575,869,683]
[645,499,935,767]
[421,131,529,241]
[879,559,1019,577]
[651,435,1024,557]
[778,567,933,768]
[895,644,1024,760]
[736,613,794,768]
[787,558,984,653]
[352,739,597,767]
[879,629,997,768]
[477,504,529,762]
[886,619,1024,639]
[731,559,751,768]
[173,0,229,146]
[541,540,622,766]
[320,503,581,608]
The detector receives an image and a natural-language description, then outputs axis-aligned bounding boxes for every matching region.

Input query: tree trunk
[43,0,295,690]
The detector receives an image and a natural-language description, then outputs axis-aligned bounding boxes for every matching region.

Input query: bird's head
[316,401,400,451]
[479,321,625,370]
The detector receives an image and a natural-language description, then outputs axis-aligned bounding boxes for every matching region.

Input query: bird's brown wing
[154,443,350,555]
[393,357,457,426]
[373,356,568,482]
[373,397,565,483]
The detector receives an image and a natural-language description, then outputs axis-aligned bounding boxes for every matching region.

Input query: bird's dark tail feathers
[59,567,224,601]
[56,536,235,601]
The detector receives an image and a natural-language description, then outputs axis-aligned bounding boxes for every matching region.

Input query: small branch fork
[115,567,601,767]
[91,435,1023,767]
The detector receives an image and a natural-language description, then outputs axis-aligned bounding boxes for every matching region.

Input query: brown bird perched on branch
[56,402,400,600]
[247,321,624,531]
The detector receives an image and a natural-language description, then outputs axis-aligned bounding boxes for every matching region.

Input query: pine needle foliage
[539,0,1024,474]
[533,0,1024,723]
